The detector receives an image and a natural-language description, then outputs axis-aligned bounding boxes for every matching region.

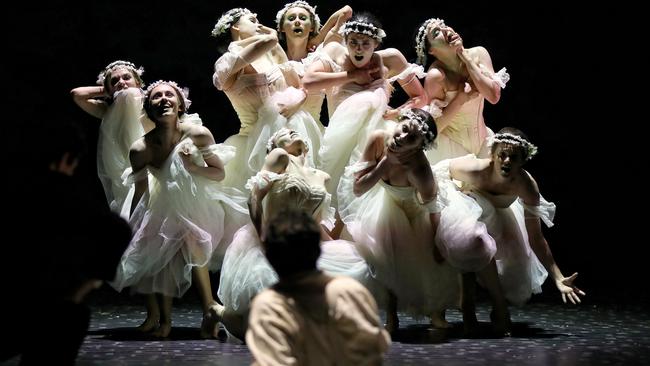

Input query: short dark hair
[262,208,321,277]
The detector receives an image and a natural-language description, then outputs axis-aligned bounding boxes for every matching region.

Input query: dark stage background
[7,2,633,300]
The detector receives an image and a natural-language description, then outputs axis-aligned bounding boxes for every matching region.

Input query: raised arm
[70,86,108,119]
[519,173,585,304]
[458,46,501,104]
[213,26,279,91]
[302,43,379,91]
[309,5,352,47]
[248,148,291,235]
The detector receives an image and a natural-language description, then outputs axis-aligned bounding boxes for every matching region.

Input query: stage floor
[4,292,649,365]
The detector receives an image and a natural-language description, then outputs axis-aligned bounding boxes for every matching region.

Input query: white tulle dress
[218,163,372,316]
[110,114,250,298]
[213,43,322,191]
[337,160,460,316]
[96,88,148,215]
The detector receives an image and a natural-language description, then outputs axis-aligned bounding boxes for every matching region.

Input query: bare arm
[520,173,585,304]
[353,132,389,196]
[424,68,479,133]
[215,27,279,90]
[302,43,379,91]
[70,86,108,119]
[309,5,352,47]
[182,126,225,181]
[129,141,150,216]
[249,149,291,235]
[458,46,501,104]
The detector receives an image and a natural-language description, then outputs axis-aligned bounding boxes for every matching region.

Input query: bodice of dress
[214,43,290,135]
[378,180,424,220]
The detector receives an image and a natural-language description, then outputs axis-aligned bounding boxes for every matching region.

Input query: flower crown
[398,109,436,150]
[275,1,321,34]
[145,80,192,110]
[96,60,144,86]
[338,20,386,41]
[211,8,252,37]
[488,132,538,160]
[415,18,445,66]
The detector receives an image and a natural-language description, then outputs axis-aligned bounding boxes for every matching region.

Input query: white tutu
[432,159,497,272]
[467,190,552,305]
[110,128,249,298]
[338,163,460,315]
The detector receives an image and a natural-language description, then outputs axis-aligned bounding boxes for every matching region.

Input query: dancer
[110,80,248,338]
[71,60,153,214]
[414,18,509,164]
[212,8,321,190]
[340,108,459,331]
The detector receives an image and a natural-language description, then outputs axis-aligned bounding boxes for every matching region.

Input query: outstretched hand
[556,272,586,304]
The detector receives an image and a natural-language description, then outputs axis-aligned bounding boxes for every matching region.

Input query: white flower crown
[398,108,436,150]
[211,8,252,37]
[415,18,445,66]
[338,20,386,41]
[275,1,321,34]
[488,132,538,160]
[145,80,192,110]
[96,60,144,86]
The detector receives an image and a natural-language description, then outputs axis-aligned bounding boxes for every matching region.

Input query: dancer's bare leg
[193,266,221,338]
[461,272,479,335]
[136,294,160,332]
[477,259,511,336]
[152,295,173,338]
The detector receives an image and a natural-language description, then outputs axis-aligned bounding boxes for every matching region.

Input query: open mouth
[292,28,303,34]
[501,166,511,174]
[354,55,364,61]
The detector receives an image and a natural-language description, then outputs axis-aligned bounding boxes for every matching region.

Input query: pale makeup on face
[282,7,312,38]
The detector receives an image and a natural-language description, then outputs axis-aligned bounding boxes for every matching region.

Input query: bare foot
[201,303,225,339]
[136,317,159,333]
[385,310,399,333]
[152,322,171,338]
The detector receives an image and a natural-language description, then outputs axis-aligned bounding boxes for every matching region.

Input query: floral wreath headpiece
[96,60,145,87]
[338,20,386,41]
[415,18,445,66]
[488,132,538,160]
[211,8,252,37]
[399,109,436,150]
[145,80,192,111]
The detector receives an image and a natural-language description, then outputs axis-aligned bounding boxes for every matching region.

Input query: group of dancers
[70,1,585,342]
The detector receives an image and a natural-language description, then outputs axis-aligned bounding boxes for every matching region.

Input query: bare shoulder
[518,170,541,204]
[187,124,215,146]
[426,66,445,82]
[467,46,492,63]
[324,42,346,58]
[377,48,406,63]
[129,138,150,168]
